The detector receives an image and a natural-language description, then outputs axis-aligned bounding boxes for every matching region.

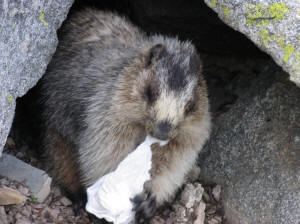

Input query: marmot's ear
[144,44,165,68]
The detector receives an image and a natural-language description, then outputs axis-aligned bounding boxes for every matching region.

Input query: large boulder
[0,0,74,155]
[198,62,300,224]
[204,0,300,86]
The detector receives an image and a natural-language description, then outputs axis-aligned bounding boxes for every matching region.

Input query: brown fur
[46,130,82,193]
[39,9,211,222]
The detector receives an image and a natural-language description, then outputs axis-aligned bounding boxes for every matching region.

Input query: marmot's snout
[149,121,172,140]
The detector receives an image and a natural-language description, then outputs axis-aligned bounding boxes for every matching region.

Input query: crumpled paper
[86,136,168,224]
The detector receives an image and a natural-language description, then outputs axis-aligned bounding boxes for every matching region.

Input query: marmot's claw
[132,190,157,223]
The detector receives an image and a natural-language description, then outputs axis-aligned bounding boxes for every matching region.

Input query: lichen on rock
[39,12,49,27]
[204,0,300,86]
[6,94,13,105]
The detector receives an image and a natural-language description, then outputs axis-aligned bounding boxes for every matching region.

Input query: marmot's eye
[185,101,196,115]
[145,86,155,103]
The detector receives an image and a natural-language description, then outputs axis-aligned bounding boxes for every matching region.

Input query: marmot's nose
[150,121,172,140]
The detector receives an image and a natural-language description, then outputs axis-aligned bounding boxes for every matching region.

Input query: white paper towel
[86,136,168,224]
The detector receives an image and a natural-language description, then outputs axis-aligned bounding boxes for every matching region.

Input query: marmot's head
[131,38,208,141]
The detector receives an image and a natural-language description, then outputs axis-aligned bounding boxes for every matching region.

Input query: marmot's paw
[87,213,109,224]
[132,189,157,223]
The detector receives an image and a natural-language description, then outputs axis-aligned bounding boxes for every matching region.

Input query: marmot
[40,9,211,222]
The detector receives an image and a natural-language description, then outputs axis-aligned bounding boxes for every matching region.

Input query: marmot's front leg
[132,139,197,222]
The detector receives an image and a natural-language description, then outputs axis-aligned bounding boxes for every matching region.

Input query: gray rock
[206,216,222,224]
[204,0,300,86]
[199,63,300,224]
[212,185,221,202]
[180,184,197,209]
[0,0,74,155]
[59,196,72,206]
[0,206,8,224]
[0,153,52,203]
[149,182,207,224]
[172,183,205,224]
[194,201,206,224]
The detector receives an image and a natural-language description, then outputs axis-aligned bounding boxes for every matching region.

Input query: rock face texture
[199,62,300,224]
[0,0,74,155]
[204,0,300,86]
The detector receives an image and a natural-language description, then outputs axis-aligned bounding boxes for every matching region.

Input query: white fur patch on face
[155,90,185,124]
[155,79,195,124]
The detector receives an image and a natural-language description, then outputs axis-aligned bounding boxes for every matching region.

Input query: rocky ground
[0,176,90,224]
[0,54,268,224]
[1,126,223,224]
[0,165,224,224]
[2,134,226,224]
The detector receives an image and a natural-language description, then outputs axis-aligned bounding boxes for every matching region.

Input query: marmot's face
[140,43,202,141]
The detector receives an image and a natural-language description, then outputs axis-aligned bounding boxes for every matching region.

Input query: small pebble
[212,185,221,202]
[58,215,64,221]
[33,204,44,209]
[202,191,211,203]
[0,206,8,224]
[20,205,31,217]
[16,152,25,159]
[17,185,29,196]
[15,217,32,224]
[15,213,22,220]
[0,179,9,186]
[180,184,196,209]
[165,218,173,224]
[207,215,222,224]
[59,196,72,206]
[150,216,165,224]
[213,215,222,222]
[52,187,62,198]
[48,208,60,219]
[206,205,217,215]
[194,200,206,224]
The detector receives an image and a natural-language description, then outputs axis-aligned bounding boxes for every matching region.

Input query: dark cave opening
[72,0,269,57]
